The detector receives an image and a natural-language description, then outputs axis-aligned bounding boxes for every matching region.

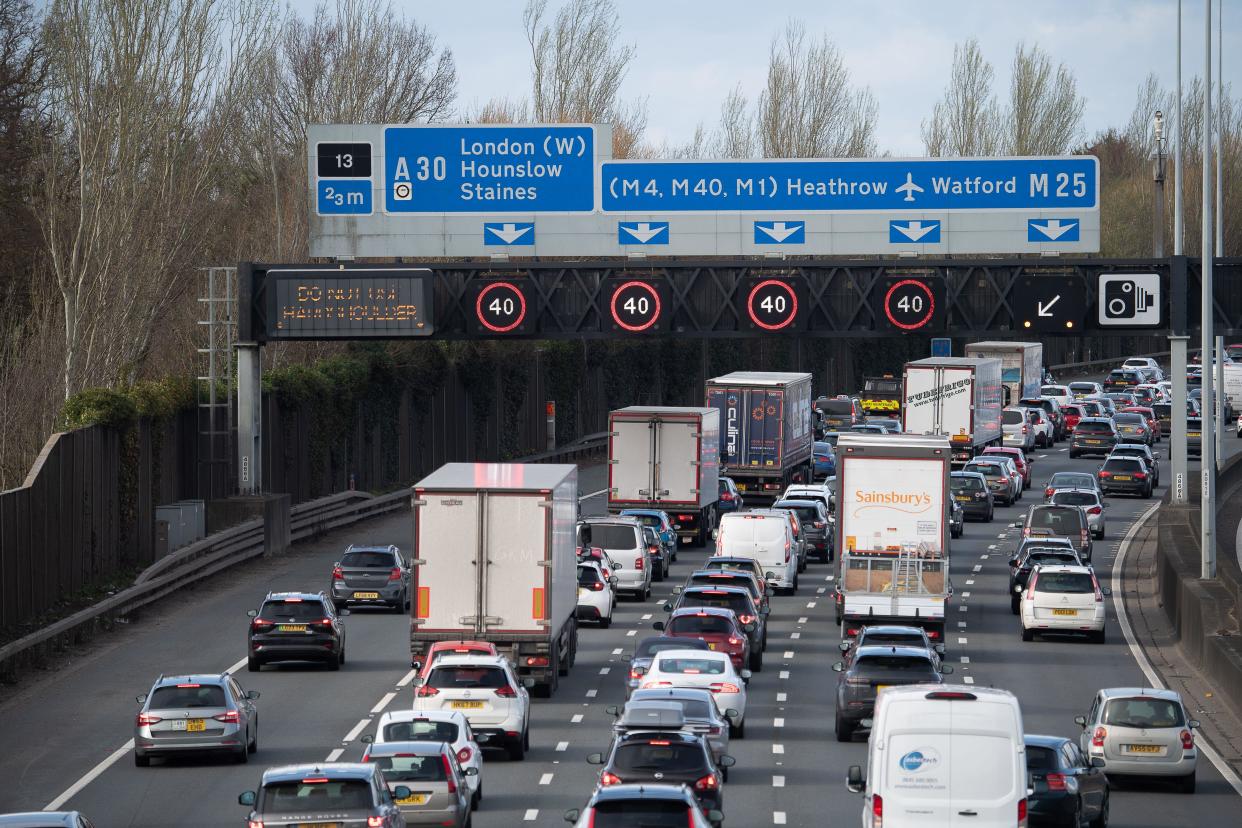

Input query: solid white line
[343,719,370,743]
[371,692,397,714]
[1113,503,1242,798]
[45,741,133,811]
[540,773,554,785]
[571,714,583,724]
[225,656,249,675]
[524,809,539,821]
[772,775,786,787]
[326,748,344,762]
[556,741,569,751]
[395,668,418,687]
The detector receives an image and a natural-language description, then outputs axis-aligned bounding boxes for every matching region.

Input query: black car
[588,731,731,818]
[1097,456,1154,498]
[666,585,767,666]
[1069,418,1118,458]
[329,544,409,612]
[832,645,951,742]
[624,636,710,698]
[1152,402,1173,436]
[1008,547,1084,614]
[949,498,964,539]
[839,624,945,664]
[1025,734,1110,828]
[772,498,833,562]
[950,471,994,521]
[1108,443,1161,487]
[247,591,347,671]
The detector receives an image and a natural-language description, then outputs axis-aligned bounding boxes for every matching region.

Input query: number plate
[707,643,717,650]
[1052,608,1078,616]
[297,823,340,828]
[397,793,431,806]
[451,701,484,710]
[186,718,206,732]
[875,685,890,692]
[352,592,380,599]
[955,495,971,502]
[1114,475,1132,481]
[1086,439,1101,444]
[1125,744,1161,754]
[1189,432,1201,438]
[278,624,307,632]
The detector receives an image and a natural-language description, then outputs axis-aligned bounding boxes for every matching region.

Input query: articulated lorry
[706,372,814,504]
[607,406,721,545]
[902,357,1004,466]
[410,463,579,697]
[833,434,953,646]
[963,341,1044,407]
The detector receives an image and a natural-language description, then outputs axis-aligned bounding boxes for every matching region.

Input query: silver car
[364,741,477,825]
[134,673,259,766]
[0,814,96,827]
[1050,488,1107,539]
[330,544,410,612]
[1075,687,1199,792]
[577,517,652,600]
[612,689,733,775]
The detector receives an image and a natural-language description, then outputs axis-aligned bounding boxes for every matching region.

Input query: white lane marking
[344,719,371,743]
[586,689,598,698]
[44,741,133,811]
[817,587,827,594]
[777,692,787,702]
[524,809,539,821]
[599,667,611,675]
[571,715,583,724]
[779,670,790,679]
[972,565,982,573]
[997,533,1007,538]
[774,812,788,825]
[962,591,971,598]
[326,748,344,762]
[783,651,795,658]
[960,656,971,664]
[966,579,975,585]
[958,606,967,613]
[958,637,968,645]
[371,692,396,714]
[395,668,418,687]
[626,630,637,636]
[773,775,786,787]
[958,621,967,628]
[641,613,652,620]
[797,617,808,624]
[806,602,817,608]
[987,544,998,550]
[963,676,975,684]
[772,744,785,754]
[540,773,554,785]
[225,656,248,675]
[1112,502,1242,798]
[825,575,833,581]
[774,717,785,727]
[981,555,989,560]
[612,648,624,655]
[1059,448,1068,452]
[790,632,801,639]
[556,741,569,751]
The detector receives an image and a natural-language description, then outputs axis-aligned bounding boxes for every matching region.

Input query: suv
[1103,369,1143,392]
[330,544,409,612]
[832,645,951,741]
[1020,398,1065,441]
[666,585,767,667]
[133,674,259,766]
[817,395,865,431]
[1070,418,1118,458]
[1021,503,1092,561]
[413,654,531,760]
[680,568,767,612]
[577,518,651,600]
[1110,443,1161,486]
[1098,456,1154,498]
[1050,489,1107,539]
[587,731,730,821]
[239,763,406,827]
[247,592,347,671]
[565,784,722,828]
[772,498,833,561]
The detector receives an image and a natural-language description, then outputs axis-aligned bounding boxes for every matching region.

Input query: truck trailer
[963,341,1044,407]
[705,372,814,504]
[409,462,579,697]
[902,357,1004,466]
[607,406,721,545]
[833,433,953,646]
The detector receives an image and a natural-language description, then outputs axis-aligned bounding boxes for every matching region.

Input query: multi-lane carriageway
[1,440,1240,827]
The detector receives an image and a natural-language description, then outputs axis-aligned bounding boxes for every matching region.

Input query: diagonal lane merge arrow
[1037,295,1062,317]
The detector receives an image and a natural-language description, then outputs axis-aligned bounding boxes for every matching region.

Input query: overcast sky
[296,0,1241,156]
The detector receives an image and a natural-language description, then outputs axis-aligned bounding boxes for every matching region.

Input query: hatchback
[364,741,476,825]
[839,624,944,665]
[1070,418,1118,458]
[716,476,744,515]
[588,732,731,821]
[653,608,751,673]
[1050,489,1107,539]
[640,524,670,581]
[1024,734,1110,827]
[666,585,767,668]
[564,784,722,828]
[1104,392,1139,408]
[1109,443,1161,486]
[247,591,347,671]
[1021,504,1092,561]
[1020,565,1109,643]
[413,654,531,760]
[239,763,407,828]
[962,459,1018,506]
[1113,412,1153,446]
[134,674,259,766]
[699,556,770,604]
[577,562,616,628]
[981,445,1032,488]
[832,645,951,741]
[812,441,836,479]
[370,710,482,806]
[1008,546,1084,614]
[950,470,994,521]
[624,635,710,698]
[1121,406,1161,441]
[330,544,410,612]
[620,688,733,768]
[1097,456,1154,498]
[1044,471,1101,500]
[1075,687,1199,792]
[772,498,833,562]
[1103,369,1143,392]
[1069,381,1104,398]
[1060,403,1086,432]
[638,649,749,737]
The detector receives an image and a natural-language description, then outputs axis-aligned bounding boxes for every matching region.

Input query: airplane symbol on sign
[896,172,924,202]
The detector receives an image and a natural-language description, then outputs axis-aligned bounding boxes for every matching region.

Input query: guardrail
[516,431,608,464]
[1048,349,1172,374]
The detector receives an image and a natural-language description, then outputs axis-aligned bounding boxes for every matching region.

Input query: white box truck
[902,357,1004,466]
[963,341,1044,407]
[607,406,721,545]
[833,434,953,645]
[410,463,579,697]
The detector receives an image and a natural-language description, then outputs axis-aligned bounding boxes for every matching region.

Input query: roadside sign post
[1201,0,1216,580]
[1169,257,1189,506]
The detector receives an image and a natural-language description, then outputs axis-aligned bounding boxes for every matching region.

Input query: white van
[847,685,1028,827]
[714,511,798,594]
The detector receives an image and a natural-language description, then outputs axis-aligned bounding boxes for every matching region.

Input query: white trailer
[903,357,1004,466]
[410,463,579,697]
[963,341,1044,406]
[607,406,721,545]
[834,434,953,646]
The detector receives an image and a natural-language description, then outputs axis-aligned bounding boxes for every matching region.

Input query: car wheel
[731,717,745,739]
[1021,626,1034,642]
[1178,771,1196,794]
[834,714,854,742]
[722,766,729,783]
[235,741,249,764]
[1010,596,1020,615]
[599,615,611,629]
[749,648,763,672]
[1093,628,1106,644]
[1070,451,1079,459]
[328,651,341,671]
[1096,528,1105,540]
[508,735,525,761]
[247,656,261,672]
[1090,792,1109,828]
[987,507,995,522]
[248,723,258,753]
[134,751,150,767]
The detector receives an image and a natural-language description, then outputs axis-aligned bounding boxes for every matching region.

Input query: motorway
[1,441,1240,827]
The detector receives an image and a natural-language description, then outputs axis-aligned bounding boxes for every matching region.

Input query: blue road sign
[930,337,952,357]
[618,221,669,244]
[599,157,1098,213]
[753,220,805,244]
[484,222,535,245]
[889,220,941,243]
[384,125,595,214]
[317,180,372,215]
[1027,218,1080,242]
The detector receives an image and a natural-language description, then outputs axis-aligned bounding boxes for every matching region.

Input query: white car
[639,649,749,737]
[1040,384,1074,407]
[1021,406,1055,448]
[413,654,532,760]
[577,517,651,600]
[1001,406,1036,451]
[577,561,616,628]
[1069,381,1105,399]
[1122,356,1162,374]
[368,709,483,803]
[1074,687,1199,792]
[1019,565,1109,643]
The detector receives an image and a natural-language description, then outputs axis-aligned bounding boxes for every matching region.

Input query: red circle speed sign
[883,278,936,331]
[475,282,527,333]
[746,279,799,331]
[609,280,663,332]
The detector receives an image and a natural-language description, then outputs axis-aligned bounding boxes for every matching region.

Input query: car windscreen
[852,655,938,679]
[655,657,728,675]
[1028,507,1082,533]
[1033,572,1094,593]
[427,666,508,689]
[578,567,603,587]
[1051,491,1097,507]
[259,600,328,621]
[340,550,394,568]
[951,476,985,492]
[678,592,750,616]
[1075,421,1113,434]
[1002,410,1025,425]
[1025,746,1059,771]
[612,741,705,773]
[1103,458,1144,473]
[591,801,691,827]
[261,780,373,812]
[382,720,459,743]
[579,524,639,550]
[667,615,732,635]
[372,754,447,782]
[149,684,227,709]
[1103,698,1185,728]
[635,638,708,659]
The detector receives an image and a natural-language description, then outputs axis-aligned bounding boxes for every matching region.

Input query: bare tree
[922,38,1002,156]
[714,86,756,158]
[1005,43,1084,155]
[757,21,876,158]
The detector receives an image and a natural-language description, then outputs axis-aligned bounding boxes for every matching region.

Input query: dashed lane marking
[524,810,539,821]
[612,648,623,655]
[326,748,344,762]
[774,812,788,825]
[371,692,396,714]
[958,637,968,645]
[961,656,971,664]
[817,588,827,594]
[790,633,801,639]
[779,670,790,679]
[641,614,652,620]
[797,617,808,624]
[556,741,569,751]
[626,630,637,636]
[972,565,982,573]
[777,692,787,702]
[981,555,989,560]
[958,606,967,612]
[963,676,975,684]
[396,668,418,687]
[962,591,971,598]
[599,667,611,675]
[343,719,370,743]
[540,773,554,785]
[966,579,975,585]
[806,602,817,608]
[571,715,583,724]
[958,621,967,628]
[774,718,785,728]
[773,744,785,754]
[586,689,598,698]
[773,775,786,787]
[783,651,795,659]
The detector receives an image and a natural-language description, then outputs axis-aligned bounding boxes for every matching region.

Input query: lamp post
[1153,110,1166,258]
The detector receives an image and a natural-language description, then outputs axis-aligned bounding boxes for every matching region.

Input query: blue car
[813,442,836,480]
[718,477,744,515]
[620,509,678,564]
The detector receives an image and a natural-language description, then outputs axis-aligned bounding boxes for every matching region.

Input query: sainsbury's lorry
[834,434,953,646]
[963,341,1044,407]
[410,463,579,697]
[607,406,721,545]
[705,372,814,504]
[902,357,1004,466]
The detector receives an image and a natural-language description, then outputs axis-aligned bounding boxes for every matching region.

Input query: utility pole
[1170,0,1190,507]
[1201,0,1216,580]
[1153,111,1166,257]
[1216,0,1224,258]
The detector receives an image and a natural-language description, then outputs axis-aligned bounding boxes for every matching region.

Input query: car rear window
[1002,410,1025,425]
[1075,421,1113,434]
[1041,386,1068,396]
[1103,459,1143,473]
[1079,402,1103,415]
[579,523,640,550]
[1108,371,1138,381]
[689,573,756,595]
[261,780,373,811]
[427,666,508,690]
[259,600,328,621]
[853,655,938,677]
[965,464,1001,478]
[1103,698,1185,728]
[612,741,706,773]
[1025,552,1079,567]
[820,400,855,414]
[1069,383,1096,393]
[591,801,690,827]
[382,720,459,743]
[667,615,732,635]
[951,476,984,492]
[1034,572,1094,593]
[341,550,395,568]
[372,754,447,782]
[578,567,603,587]
[149,684,227,709]
[655,656,727,675]
[1029,507,1083,533]
[643,698,714,719]
[1050,474,1094,489]
[860,632,924,647]
[1051,491,1097,507]
[1025,746,1059,771]
[1115,413,1144,424]
[777,504,820,523]
[635,638,709,659]
[1061,405,1083,417]
[679,591,750,615]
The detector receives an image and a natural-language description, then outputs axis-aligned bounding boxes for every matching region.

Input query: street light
[1153,110,1167,258]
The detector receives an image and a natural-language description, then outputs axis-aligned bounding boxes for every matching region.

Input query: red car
[1122,406,1161,440]
[1060,403,1085,432]
[414,640,499,681]
[981,446,1032,488]
[653,607,751,671]
[577,545,616,578]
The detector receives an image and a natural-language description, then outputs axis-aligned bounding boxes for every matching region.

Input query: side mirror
[361,734,374,744]
[411,660,422,671]
[522,677,536,689]
[238,791,256,807]
[246,690,261,700]
[1074,715,1087,727]
[832,662,845,672]
[620,654,631,663]
[724,708,739,719]
[718,755,737,768]
[605,705,620,716]
[609,577,619,586]
[463,767,479,776]
[662,601,673,612]
[135,694,147,704]
[760,606,771,616]
[846,764,865,793]
[711,529,719,540]
[1100,587,1112,596]
[246,609,258,618]
[940,665,954,675]
[934,643,945,655]
[564,809,581,824]
[672,586,683,595]
[1091,756,1106,768]
[614,563,623,570]
[413,677,426,687]
[587,753,605,765]
[740,669,752,680]
[839,641,851,652]
[339,608,351,616]
[393,785,412,801]
[707,810,724,824]
[652,621,665,631]
[1189,719,1201,729]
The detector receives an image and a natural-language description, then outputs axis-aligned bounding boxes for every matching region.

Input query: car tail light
[649,545,660,556]
[1092,726,1107,747]
[694,774,719,791]
[845,675,870,686]
[1045,487,1055,498]
[248,821,263,828]
[634,558,644,571]
[1134,472,1147,480]
[1021,425,1028,434]
[738,614,756,625]
[1045,772,1068,791]
[332,566,343,580]
[1181,729,1194,750]
[388,567,402,582]
[600,771,623,786]
[1018,797,1027,828]
[136,713,162,726]
[250,618,273,630]
[302,777,329,783]
[727,637,742,646]
[416,685,439,697]
[1099,470,1112,478]
[925,629,940,640]
[709,682,741,694]
[318,618,333,626]
[642,680,673,688]
[999,476,1010,484]
[495,685,518,698]
[367,817,385,828]
[442,754,458,794]
[719,492,733,501]
[458,746,473,764]
[873,793,883,827]
[1088,506,1102,515]
[589,581,605,591]
[629,667,646,680]
[213,710,240,723]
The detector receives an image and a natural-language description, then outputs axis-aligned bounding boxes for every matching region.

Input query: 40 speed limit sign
[468,279,531,335]
[739,277,806,332]
[874,276,945,332]
[602,277,669,333]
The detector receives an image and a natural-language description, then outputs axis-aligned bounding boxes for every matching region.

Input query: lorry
[409,462,579,697]
[833,433,953,645]
[607,406,721,546]
[902,357,1004,466]
[963,341,1044,407]
[856,374,903,419]
[705,372,814,504]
